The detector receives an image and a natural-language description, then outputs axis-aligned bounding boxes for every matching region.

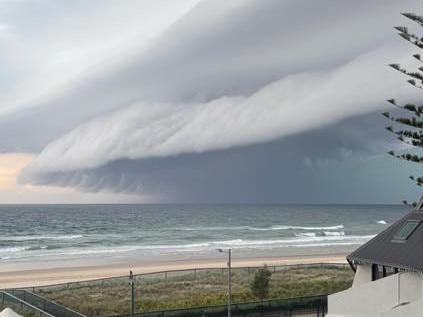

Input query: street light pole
[227,249,231,317]
[129,270,135,317]
[217,248,232,317]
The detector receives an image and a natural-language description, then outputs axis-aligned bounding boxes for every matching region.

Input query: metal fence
[26,263,349,293]
[105,296,327,317]
[0,291,55,317]
[7,290,86,317]
[4,263,348,317]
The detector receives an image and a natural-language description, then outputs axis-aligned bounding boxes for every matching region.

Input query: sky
[0,0,422,204]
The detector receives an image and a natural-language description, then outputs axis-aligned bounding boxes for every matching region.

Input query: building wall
[382,298,423,317]
[398,271,422,304]
[327,268,423,317]
[352,264,372,287]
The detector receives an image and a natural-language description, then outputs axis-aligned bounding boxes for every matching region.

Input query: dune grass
[36,264,353,316]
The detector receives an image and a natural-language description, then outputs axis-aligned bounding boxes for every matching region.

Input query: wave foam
[295,231,345,238]
[0,233,376,260]
[0,246,30,253]
[178,224,344,231]
[0,234,84,241]
[295,233,317,237]
[323,231,345,236]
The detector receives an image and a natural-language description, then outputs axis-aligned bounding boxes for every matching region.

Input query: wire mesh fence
[104,295,327,317]
[2,263,349,317]
[25,263,349,293]
[7,290,86,317]
[0,291,55,317]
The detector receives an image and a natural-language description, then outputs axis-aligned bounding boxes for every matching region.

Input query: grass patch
[36,265,353,316]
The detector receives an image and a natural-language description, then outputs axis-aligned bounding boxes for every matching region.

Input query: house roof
[348,196,423,272]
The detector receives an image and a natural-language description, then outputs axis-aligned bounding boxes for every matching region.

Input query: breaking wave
[0,234,375,261]
[178,225,344,231]
[0,234,84,241]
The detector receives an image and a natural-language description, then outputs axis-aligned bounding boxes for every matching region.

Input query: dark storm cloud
[1,0,420,201]
[23,112,422,203]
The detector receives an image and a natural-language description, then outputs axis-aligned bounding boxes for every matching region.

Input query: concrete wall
[327,271,423,317]
[352,264,372,288]
[398,271,421,304]
[382,298,423,317]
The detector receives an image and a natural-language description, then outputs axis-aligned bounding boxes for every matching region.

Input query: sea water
[0,204,409,268]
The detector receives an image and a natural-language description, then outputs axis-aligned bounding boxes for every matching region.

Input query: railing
[0,291,55,317]
[104,295,327,317]
[25,263,349,293]
[7,290,87,317]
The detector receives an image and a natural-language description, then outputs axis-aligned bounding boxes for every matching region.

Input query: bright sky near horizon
[0,0,422,203]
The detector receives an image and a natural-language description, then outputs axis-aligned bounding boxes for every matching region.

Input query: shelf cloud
[20,46,417,182]
[0,0,420,201]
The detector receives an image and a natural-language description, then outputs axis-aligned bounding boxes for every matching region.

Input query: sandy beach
[0,253,347,290]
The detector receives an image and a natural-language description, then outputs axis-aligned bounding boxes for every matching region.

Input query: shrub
[250,265,272,299]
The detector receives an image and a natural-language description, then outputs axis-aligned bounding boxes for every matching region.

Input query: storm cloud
[1,0,421,202]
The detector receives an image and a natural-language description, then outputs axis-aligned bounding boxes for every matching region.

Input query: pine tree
[385,13,423,208]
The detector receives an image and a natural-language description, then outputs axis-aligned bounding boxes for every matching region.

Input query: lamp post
[217,248,231,317]
[129,270,135,317]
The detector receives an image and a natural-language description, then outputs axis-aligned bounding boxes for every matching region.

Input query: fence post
[164,271,167,283]
[194,269,197,281]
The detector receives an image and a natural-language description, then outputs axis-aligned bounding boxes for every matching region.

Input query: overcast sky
[0,0,422,203]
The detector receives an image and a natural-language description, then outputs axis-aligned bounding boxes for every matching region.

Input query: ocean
[0,204,409,269]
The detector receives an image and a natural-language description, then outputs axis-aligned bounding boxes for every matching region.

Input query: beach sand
[0,253,347,289]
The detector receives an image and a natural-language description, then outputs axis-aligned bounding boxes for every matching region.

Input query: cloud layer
[21,46,417,181]
[1,0,421,202]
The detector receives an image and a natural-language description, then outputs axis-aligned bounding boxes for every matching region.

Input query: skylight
[393,220,421,241]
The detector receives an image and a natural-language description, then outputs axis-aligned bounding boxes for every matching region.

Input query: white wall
[327,271,423,317]
[382,298,423,317]
[352,264,372,288]
[398,271,421,304]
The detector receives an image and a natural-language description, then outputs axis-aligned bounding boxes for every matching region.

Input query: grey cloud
[22,112,421,204]
[20,46,419,180]
[0,0,418,152]
[2,0,421,202]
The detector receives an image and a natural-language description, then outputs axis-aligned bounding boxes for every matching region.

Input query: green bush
[250,266,272,299]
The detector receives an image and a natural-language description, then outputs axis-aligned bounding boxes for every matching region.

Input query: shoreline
[0,253,347,290]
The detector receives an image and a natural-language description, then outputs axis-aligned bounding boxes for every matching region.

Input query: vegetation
[385,13,423,207]
[36,264,353,316]
[250,266,272,299]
